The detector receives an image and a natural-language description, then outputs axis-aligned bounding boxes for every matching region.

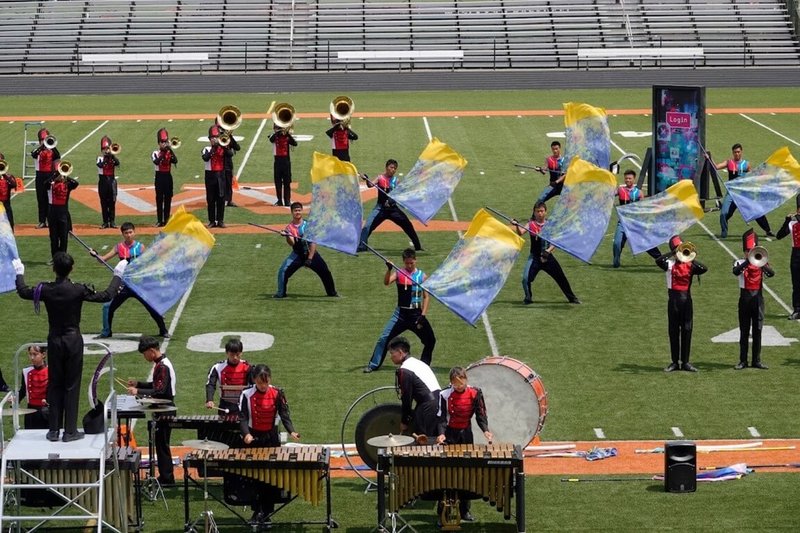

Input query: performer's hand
[436,434,446,445]
[415,316,426,330]
[304,259,313,267]
[243,434,254,445]
[484,430,493,443]
[89,248,98,257]
[386,261,394,271]
[359,173,369,181]
[511,218,519,226]
[400,422,408,432]
[536,166,546,175]
[113,259,128,277]
[205,401,214,409]
[12,258,24,276]
[126,386,138,395]
[290,432,300,441]
[540,251,550,263]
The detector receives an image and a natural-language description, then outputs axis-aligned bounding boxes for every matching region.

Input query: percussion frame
[142,419,168,507]
[184,456,220,533]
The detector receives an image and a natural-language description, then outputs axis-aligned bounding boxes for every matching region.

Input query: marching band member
[15,252,124,442]
[273,201,338,299]
[776,195,800,320]
[90,222,169,339]
[268,124,297,206]
[536,141,566,204]
[205,339,251,416]
[357,159,423,253]
[46,170,79,259]
[19,344,49,429]
[732,229,774,369]
[31,128,60,229]
[127,336,176,486]
[0,152,18,230]
[215,117,241,208]
[364,248,435,373]
[513,201,580,305]
[612,169,662,267]
[656,236,708,372]
[325,116,358,162]
[152,128,177,227]
[239,364,300,524]
[201,126,231,228]
[436,367,492,523]
[715,143,773,238]
[96,136,120,229]
[390,336,443,438]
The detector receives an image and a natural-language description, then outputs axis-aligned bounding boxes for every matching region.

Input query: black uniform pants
[332,149,350,162]
[47,330,84,434]
[366,207,422,250]
[107,285,167,335]
[275,252,337,297]
[154,417,174,481]
[791,248,800,312]
[154,171,173,225]
[523,255,577,302]
[369,308,436,369]
[47,205,70,258]
[274,156,292,206]
[443,426,475,516]
[204,170,225,224]
[1,199,12,229]
[224,168,234,203]
[35,171,50,224]
[738,290,764,365]
[667,290,693,365]
[98,175,116,225]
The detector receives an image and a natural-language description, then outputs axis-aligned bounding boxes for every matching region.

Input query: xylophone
[182,446,336,530]
[17,447,142,532]
[377,443,526,533]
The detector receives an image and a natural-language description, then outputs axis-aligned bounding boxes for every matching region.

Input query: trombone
[57,160,73,178]
[0,159,7,175]
[170,137,181,149]
[675,242,697,263]
[747,246,769,268]
[218,133,231,147]
[109,143,121,155]
[43,135,58,149]
[272,102,295,133]
[217,105,242,131]
[330,95,354,126]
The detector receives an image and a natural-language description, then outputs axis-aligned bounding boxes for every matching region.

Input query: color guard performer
[536,141,566,204]
[96,135,120,229]
[201,126,231,228]
[30,128,60,229]
[0,153,17,230]
[656,236,708,372]
[612,170,662,267]
[325,116,358,162]
[152,128,177,227]
[776,195,800,320]
[732,229,774,369]
[268,124,297,206]
[715,143,773,238]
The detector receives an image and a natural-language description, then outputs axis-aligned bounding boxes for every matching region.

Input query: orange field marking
[3,107,800,122]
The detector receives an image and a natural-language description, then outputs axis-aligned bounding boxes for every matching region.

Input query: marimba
[182,446,336,530]
[377,444,525,532]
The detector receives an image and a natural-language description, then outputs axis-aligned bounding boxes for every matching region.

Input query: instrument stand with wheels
[374,448,417,533]
[186,453,219,533]
[142,419,167,507]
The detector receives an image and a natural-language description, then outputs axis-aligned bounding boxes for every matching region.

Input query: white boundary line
[422,116,500,356]
[738,114,800,147]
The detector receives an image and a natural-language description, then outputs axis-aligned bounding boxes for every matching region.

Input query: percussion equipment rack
[182,446,338,532]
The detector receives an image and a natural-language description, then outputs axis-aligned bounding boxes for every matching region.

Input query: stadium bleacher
[0,0,797,74]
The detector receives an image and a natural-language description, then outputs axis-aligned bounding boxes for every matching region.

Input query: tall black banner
[651,86,706,194]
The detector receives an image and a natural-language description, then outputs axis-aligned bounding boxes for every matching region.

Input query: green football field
[2,87,800,530]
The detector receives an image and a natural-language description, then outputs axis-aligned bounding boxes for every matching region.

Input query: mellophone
[17,447,142,531]
[182,446,336,529]
[377,443,526,532]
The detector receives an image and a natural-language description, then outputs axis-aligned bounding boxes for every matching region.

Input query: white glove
[113,259,128,277]
[12,258,24,276]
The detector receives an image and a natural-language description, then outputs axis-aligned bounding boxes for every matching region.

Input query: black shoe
[273,201,283,206]
[752,362,769,369]
[363,366,375,373]
[682,363,699,372]
[227,202,238,207]
[523,298,532,305]
[62,431,85,442]
[46,430,60,442]
[109,223,117,229]
[217,222,226,228]
[664,363,679,372]
[766,231,775,237]
[99,223,108,229]
[461,512,476,522]
[208,222,217,228]
[159,332,171,339]
[734,362,747,370]
[789,311,800,320]
[415,247,425,252]
[36,222,47,229]
[96,332,112,339]
[569,297,581,304]
[272,294,286,299]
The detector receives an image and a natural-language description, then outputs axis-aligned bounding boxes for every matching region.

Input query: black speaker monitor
[665,440,696,493]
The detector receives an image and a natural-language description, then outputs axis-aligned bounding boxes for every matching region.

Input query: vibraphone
[16,447,142,532]
[377,444,525,533]
[159,414,240,431]
[182,446,336,530]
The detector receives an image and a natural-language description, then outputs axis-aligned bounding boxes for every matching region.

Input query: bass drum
[354,403,416,471]
[466,356,548,447]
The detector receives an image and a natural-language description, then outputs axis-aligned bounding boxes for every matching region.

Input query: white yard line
[738,114,800,147]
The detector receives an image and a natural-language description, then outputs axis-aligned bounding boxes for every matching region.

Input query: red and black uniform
[96,140,120,228]
[201,136,231,226]
[733,257,774,367]
[30,131,60,226]
[153,128,178,226]
[20,364,49,429]
[134,354,176,483]
[522,219,579,304]
[206,359,252,414]
[46,176,78,258]
[656,247,708,368]
[776,208,800,318]
[16,273,121,437]
[222,133,240,205]
[358,173,422,251]
[268,129,297,206]
[396,356,442,438]
[325,123,358,162]
[238,384,296,517]
[0,172,17,229]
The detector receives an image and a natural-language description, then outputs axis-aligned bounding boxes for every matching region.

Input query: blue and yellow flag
[305,152,362,255]
[563,102,611,170]
[0,204,19,294]
[724,147,800,222]
[423,209,524,325]
[617,180,704,255]
[390,138,468,224]
[122,206,215,316]
[540,158,617,263]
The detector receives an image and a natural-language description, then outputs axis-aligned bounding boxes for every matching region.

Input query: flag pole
[514,164,546,173]
[484,205,536,237]
[68,231,114,273]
